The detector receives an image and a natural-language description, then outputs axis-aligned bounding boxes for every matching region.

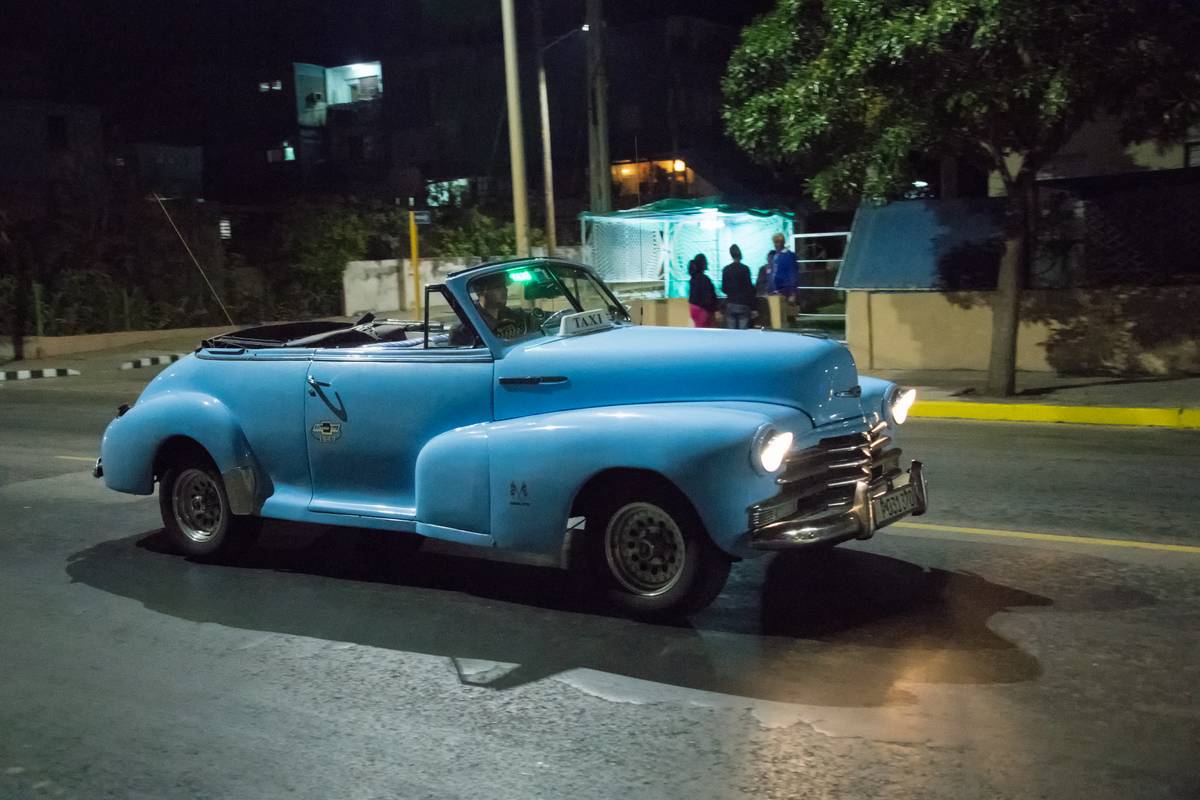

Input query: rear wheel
[587,488,731,618]
[159,454,259,558]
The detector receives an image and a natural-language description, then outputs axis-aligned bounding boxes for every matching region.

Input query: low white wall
[343,246,583,316]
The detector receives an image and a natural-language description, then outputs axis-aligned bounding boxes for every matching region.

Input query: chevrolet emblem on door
[311,421,342,443]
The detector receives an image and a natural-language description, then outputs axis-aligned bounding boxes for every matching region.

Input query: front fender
[100,391,262,510]
[480,402,812,558]
[857,375,897,423]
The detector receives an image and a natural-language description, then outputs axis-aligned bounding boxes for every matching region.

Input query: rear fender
[99,391,262,513]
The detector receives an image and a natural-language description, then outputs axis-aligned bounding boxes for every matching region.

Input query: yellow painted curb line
[910,400,1200,429]
[893,520,1200,555]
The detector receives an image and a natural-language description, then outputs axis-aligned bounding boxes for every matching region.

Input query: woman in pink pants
[687,254,718,328]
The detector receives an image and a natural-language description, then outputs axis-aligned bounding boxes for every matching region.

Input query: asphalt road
[2,370,1199,799]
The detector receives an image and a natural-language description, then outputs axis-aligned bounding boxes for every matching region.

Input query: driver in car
[472,273,531,340]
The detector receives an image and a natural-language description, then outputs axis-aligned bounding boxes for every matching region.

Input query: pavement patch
[120,354,186,370]
[0,368,80,382]
[911,399,1200,429]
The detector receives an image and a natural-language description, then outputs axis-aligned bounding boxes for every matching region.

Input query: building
[838,120,1200,376]
[132,143,204,197]
[0,98,105,217]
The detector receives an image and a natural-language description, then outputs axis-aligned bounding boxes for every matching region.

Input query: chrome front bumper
[748,460,927,550]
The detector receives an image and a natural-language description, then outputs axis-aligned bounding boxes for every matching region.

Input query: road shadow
[67,524,1058,707]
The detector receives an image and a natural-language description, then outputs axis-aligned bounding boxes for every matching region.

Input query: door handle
[498,375,568,386]
[307,376,346,421]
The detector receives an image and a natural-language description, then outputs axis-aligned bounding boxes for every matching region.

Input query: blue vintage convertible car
[96,258,927,616]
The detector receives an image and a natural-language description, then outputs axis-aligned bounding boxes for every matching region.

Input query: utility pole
[408,199,422,317]
[585,0,611,213]
[500,0,531,256]
[533,0,556,256]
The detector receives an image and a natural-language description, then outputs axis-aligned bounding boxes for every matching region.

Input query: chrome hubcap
[172,468,223,543]
[605,502,687,596]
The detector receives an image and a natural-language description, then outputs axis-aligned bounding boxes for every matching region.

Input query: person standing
[770,232,798,301]
[720,244,755,329]
[755,250,776,326]
[687,254,718,328]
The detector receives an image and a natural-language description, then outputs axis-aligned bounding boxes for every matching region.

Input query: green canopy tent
[580,197,795,298]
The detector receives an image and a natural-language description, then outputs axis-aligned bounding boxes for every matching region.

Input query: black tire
[586,486,731,618]
[159,453,260,559]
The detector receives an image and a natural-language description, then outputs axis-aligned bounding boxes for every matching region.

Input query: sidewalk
[870,369,1200,428]
[0,333,208,374]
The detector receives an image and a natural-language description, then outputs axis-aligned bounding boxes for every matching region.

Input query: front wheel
[159,456,260,559]
[588,490,731,618]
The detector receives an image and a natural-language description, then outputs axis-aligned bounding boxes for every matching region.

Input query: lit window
[258,82,270,92]
[271,79,282,91]
[219,219,232,240]
[283,146,296,162]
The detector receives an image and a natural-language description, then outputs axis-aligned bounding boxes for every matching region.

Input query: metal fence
[791,230,851,339]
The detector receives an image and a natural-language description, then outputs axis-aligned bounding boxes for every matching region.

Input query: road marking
[910,400,1200,430]
[54,456,97,462]
[894,520,1200,554]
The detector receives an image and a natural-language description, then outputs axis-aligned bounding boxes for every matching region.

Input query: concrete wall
[343,246,584,316]
[847,288,1200,376]
[1,326,232,361]
[626,297,694,327]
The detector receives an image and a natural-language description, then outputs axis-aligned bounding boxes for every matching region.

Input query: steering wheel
[538,308,574,331]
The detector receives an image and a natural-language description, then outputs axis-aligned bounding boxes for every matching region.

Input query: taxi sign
[559,309,614,337]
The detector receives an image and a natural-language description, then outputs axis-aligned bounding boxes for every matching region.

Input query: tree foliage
[269,199,384,318]
[426,207,545,259]
[723,0,1200,206]
[723,0,1200,393]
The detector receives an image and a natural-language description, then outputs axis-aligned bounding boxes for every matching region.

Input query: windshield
[466,264,629,342]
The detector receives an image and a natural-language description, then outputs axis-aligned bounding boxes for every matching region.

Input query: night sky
[3,0,776,143]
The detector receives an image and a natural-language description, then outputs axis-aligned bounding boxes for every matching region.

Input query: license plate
[872,484,918,527]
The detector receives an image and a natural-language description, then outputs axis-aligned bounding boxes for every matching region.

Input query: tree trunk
[985,170,1035,396]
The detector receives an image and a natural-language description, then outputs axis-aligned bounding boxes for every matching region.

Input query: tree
[269,199,392,318]
[426,207,545,259]
[723,0,1200,394]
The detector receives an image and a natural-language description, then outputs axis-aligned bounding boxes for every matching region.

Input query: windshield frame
[458,261,631,353]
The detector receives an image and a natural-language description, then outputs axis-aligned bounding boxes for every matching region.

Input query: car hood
[494,325,866,426]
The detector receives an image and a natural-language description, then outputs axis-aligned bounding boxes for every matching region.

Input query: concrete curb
[0,368,81,382]
[120,354,187,370]
[911,400,1200,429]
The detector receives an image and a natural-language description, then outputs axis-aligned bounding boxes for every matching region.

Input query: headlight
[887,386,918,426]
[753,427,793,474]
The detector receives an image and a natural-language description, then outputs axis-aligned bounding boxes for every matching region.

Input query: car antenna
[151,193,235,326]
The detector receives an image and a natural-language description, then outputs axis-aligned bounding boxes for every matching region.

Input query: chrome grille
[768,420,903,520]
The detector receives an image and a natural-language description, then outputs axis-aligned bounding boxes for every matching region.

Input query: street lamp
[535,9,589,257]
